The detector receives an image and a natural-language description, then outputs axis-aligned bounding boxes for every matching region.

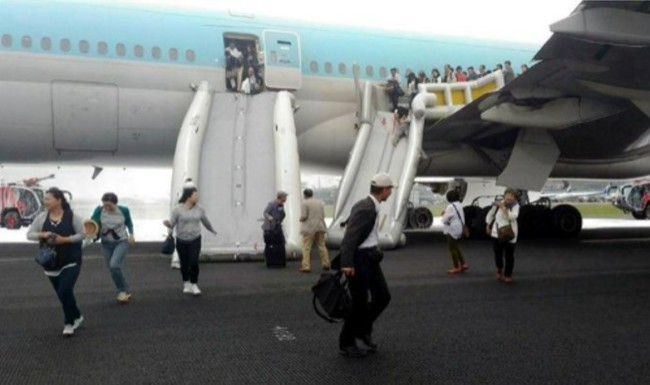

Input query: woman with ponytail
[27,187,85,336]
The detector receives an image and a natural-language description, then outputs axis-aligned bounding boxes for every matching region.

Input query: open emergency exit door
[263,30,302,90]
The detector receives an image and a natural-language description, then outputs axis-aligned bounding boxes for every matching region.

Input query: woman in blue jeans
[91,192,135,304]
[27,188,85,336]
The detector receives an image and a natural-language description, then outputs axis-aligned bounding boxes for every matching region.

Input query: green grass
[324,203,630,220]
[571,203,629,219]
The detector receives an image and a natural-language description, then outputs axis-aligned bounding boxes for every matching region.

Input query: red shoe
[447,267,462,274]
[460,264,469,272]
[503,276,513,284]
[494,269,503,281]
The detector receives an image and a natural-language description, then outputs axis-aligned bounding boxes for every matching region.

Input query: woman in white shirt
[441,190,468,274]
[485,188,520,283]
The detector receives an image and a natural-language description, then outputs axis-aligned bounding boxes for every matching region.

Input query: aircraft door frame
[262,30,302,90]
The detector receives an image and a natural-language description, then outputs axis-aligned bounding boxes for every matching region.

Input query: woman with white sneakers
[163,186,217,296]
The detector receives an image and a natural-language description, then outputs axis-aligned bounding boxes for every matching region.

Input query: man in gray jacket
[299,188,330,273]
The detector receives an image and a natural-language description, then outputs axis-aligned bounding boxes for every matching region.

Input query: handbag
[161,234,175,255]
[497,224,515,243]
[311,271,351,323]
[35,245,57,270]
[452,204,470,238]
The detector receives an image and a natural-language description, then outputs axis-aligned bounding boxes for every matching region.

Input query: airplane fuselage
[0,1,537,174]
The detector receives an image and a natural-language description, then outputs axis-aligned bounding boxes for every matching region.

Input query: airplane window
[98,41,108,55]
[134,44,144,58]
[116,43,126,56]
[169,48,178,61]
[324,62,332,74]
[152,46,162,59]
[339,63,347,75]
[60,38,71,52]
[185,49,195,62]
[1,34,11,47]
[79,40,90,54]
[366,65,374,78]
[379,66,387,78]
[41,37,51,51]
[21,35,32,49]
[309,61,318,73]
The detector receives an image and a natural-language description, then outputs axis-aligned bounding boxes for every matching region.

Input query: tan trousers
[301,232,330,270]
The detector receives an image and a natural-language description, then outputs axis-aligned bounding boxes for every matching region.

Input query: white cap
[371,173,397,188]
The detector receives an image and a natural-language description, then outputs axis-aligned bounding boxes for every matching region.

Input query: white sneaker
[191,284,201,296]
[62,324,74,336]
[117,292,131,303]
[183,282,192,294]
[73,316,84,330]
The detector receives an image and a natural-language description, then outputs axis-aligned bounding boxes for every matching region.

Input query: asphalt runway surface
[1,230,649,384]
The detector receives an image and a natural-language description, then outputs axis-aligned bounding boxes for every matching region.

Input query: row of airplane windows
[1,34,196,62]
[308,61,392,79]
[2,33,399,78]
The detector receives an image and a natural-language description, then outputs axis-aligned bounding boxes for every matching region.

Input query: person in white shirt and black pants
[338,173,395,358]
[441,189,468,274]
[485,188,520,284]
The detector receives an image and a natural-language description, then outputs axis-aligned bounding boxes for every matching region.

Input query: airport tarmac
[1,229,649,384]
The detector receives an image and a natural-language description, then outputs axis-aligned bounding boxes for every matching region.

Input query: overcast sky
[118,0,581,43]
[1,0,581,223]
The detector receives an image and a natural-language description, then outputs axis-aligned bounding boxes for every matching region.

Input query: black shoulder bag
[311,271,351,323]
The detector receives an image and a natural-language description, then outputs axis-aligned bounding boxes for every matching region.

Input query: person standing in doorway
[299,188,330,273]
[338,173,394,358]
[91,192,135,304]
[163,187,217,295]
[27,188,85,336]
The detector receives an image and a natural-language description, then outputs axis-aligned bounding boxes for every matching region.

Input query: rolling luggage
[264,229,286,268]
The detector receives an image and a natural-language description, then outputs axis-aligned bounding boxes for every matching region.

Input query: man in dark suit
[338,173,395,358]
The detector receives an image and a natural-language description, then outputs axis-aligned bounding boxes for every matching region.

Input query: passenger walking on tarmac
[441,190,469,274]
[27,188,85,336]
[338,173,394,358]
[299,188,330,273]
[262,191,288,268]
[163,187,217,296]
[485,188,520,283]
[91,193,135,304]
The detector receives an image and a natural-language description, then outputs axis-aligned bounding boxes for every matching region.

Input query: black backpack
[311,271,351,323]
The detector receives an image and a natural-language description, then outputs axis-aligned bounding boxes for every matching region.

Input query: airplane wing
[423,0,650,191]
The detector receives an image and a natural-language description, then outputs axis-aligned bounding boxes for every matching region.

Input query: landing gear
[462,196,583,240]
[551,205,582,238]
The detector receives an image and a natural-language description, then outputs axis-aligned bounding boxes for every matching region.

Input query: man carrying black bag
[262,191,288,268]
[338,173,394,358]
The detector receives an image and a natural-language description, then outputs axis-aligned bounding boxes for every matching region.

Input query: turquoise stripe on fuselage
[1,0,538,81]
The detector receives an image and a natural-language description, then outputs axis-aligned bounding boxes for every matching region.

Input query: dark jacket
[340,197,377,268]
[262,200,285,232]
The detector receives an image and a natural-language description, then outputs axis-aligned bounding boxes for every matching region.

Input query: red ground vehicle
[0,175,53,229]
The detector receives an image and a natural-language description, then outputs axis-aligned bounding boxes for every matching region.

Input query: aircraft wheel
[463,206,481,238]
[2,210,22,230]
[410,207,433,229]
[631,211,646,220]
[552,205,582,238]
